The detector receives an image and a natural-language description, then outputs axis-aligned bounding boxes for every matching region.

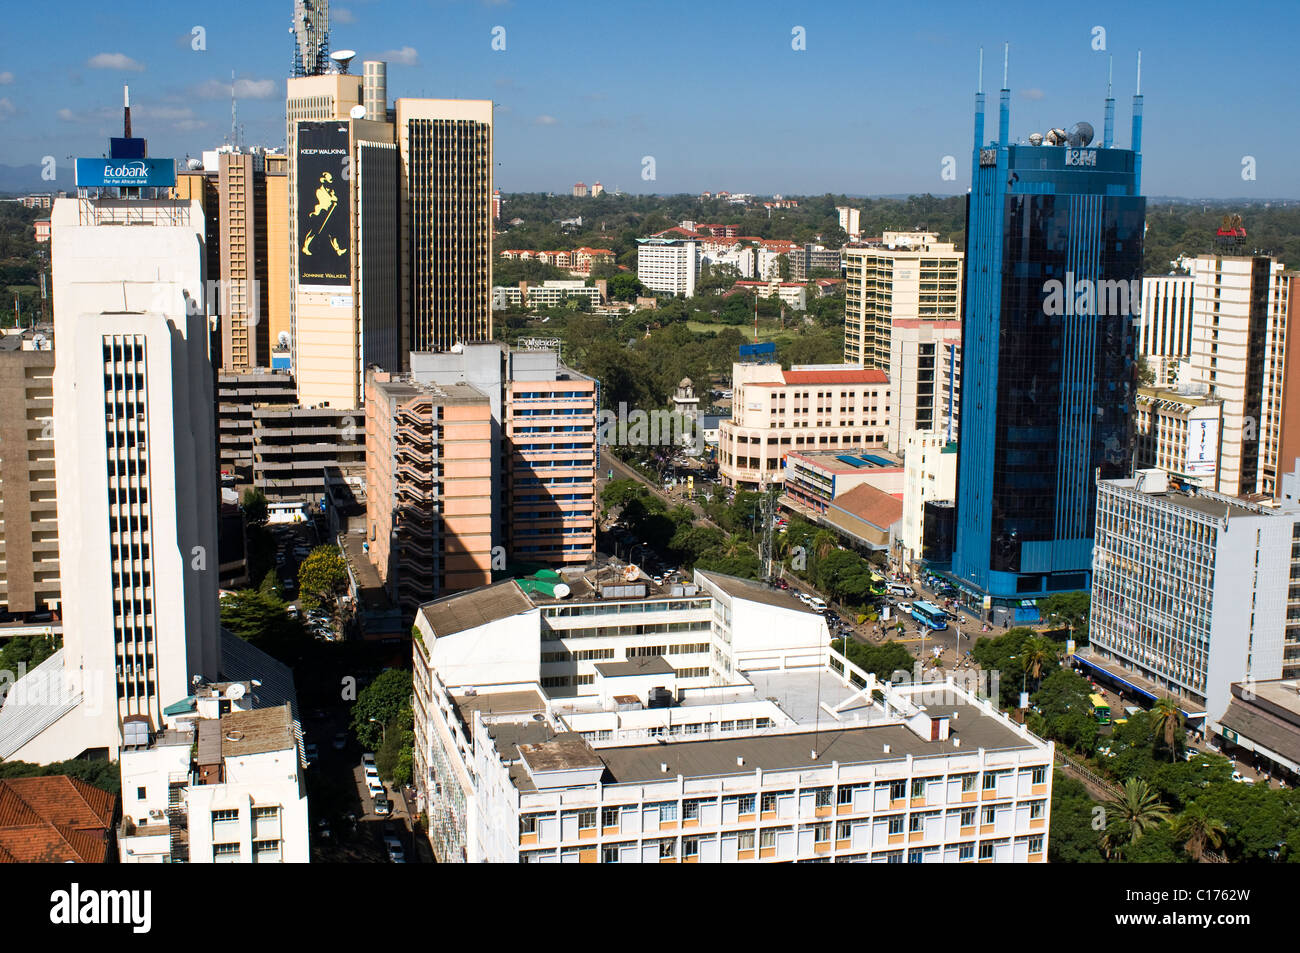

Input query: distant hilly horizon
[1,163,1296,206]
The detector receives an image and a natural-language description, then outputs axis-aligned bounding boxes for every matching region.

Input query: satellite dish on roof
[1028,133,1044,147]
[226,683,246,700]
[278,331,291,349]
[350,104,367,120]
[331,50,357,74]
[187,157,204,170]
[1066,121,1095,148]
[1045,128,1068,146]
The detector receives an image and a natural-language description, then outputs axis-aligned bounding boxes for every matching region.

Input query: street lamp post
[369,717,387,746]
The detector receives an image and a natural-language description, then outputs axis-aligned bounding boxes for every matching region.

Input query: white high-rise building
[637,238,700,297]
[1085,465,1300,720]
[1138,274,1195,386]
[0,193,220,763]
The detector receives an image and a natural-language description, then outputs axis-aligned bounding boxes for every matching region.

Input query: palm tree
[1173,805,1226,863]
[1019,636,1059,691]
[1104,778,1172,850]
[811,530,836,565]
[1151,697,1185,762]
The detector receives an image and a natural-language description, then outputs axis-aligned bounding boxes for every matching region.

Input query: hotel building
[411,568,1055,863]
[718,363,891,489]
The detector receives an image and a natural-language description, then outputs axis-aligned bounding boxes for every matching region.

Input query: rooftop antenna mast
[231,71,238,149]
[1103,56,1115,148]
[291,0,331,78]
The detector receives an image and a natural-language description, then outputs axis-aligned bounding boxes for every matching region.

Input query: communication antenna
[330,49,357,75]
[230,71,238,149]
[1066,121,1095,148]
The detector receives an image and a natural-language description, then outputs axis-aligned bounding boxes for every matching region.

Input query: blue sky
[1,0,1296,197]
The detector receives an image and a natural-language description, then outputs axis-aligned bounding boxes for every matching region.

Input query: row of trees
[963,625,1300,863]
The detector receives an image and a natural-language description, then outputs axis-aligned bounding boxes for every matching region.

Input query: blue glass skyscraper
[950,56,1146,624]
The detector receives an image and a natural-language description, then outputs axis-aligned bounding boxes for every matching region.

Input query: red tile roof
[0,777,117,864]
[781,368,889,385]
[831,483,904,530]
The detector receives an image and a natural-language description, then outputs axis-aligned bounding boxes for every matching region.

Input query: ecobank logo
[49,883,151,934]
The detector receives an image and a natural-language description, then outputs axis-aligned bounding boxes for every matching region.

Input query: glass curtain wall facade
[951,85,1145,617]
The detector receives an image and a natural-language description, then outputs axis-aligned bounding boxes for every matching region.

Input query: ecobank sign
[75,157,176,188]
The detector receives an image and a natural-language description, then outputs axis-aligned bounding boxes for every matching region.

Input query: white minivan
[886,583,915,598]
[808,597,828,612]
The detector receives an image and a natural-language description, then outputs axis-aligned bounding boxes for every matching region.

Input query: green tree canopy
[351,668,414,751]
[298,545,349,612]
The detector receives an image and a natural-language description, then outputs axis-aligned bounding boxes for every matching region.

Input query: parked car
[367,775,386,796]
[332,732,347,750]
[387,845,405,863]
[362,752,376,767]
[373,795,392,816]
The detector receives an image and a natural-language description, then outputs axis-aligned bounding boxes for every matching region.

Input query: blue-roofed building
[949,57,1146,625]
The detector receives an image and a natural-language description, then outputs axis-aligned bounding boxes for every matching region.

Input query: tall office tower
[217,150,271,370]
[636,238,700,297]
[13,159,220,761]
[264,153,291,364]
[288,73,401,408]
[365,369,494,614]
[1138,273,1194,386]
[950,61,1145,623]
[1184,254,1293,498]
[1086,467,1300,719]
[0,346,59,620]
[886,319,961,453]
[842,233,962,369]
[397,99,494,353]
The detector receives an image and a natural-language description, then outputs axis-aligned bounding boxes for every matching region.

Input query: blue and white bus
[908,601,949,631]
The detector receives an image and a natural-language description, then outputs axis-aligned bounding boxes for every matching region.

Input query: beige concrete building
[1134,386,1225,489]
[288,73,404,409]
[216,151,270,370]
[719,364,891,489]
[397,98,494,353]
[900,432,958,566]
[1184,254,1292,497]
[365,369,495,614]
[843,233,962,370]
[1139,273,1195,386]
[0,347,59,619]
[887,319,961,453]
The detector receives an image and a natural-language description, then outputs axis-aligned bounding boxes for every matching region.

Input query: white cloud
[0,72,13,85]
[1022,88,1045,101]
[378,46,419,66]
[87,52,145,72]
[0,98,15,120]
[195,78,279,100]
[534,114,558,126]
[334,7,357,23]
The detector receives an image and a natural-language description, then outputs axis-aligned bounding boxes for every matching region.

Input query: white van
[808,597,828,612]
[886,583,914,598]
